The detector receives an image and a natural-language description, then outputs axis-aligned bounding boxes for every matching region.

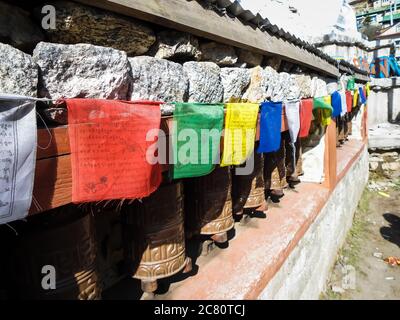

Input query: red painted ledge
[157,138,367,300]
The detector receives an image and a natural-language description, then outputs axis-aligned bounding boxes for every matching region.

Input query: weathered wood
[75,0,340,77]
[36,126,70,160]
[322,119,338,190]
[30,154,72,214]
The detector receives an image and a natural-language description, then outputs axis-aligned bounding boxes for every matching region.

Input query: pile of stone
[369,151,400,176]
[0,0,332,124]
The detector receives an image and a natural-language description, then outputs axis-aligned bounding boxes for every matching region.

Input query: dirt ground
[322,167,400,300]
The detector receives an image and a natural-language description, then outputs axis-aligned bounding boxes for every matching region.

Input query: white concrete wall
[369,77,400,126]
[258,146,369,300]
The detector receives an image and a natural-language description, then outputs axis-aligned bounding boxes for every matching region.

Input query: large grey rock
[0,1,44,52]
[40,1,155,56]
[292,74,312,98]
[311,77,328,97]
[0,43,38,97]
[264,66,279,98]
[129,56,188,103]
[183,62,223,103]
[200,42,238,66]
[33,42,131,99]
[152,31,201,62]
[237,48,263,67]
[242,66,269,103]
[269,72,301,102]
[220,68,250,102]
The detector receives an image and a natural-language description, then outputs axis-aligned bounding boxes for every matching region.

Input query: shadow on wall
[380,213,400,248]
[387,77,400,123]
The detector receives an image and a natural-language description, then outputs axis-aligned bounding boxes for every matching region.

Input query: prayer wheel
[264,132,288,199]
[184,166,234,243]
[15,205,100,300]
[232,152,267,216]
[124,182,190,294]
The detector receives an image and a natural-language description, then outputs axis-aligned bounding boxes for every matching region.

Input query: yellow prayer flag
[321,96,332,126]
[221,103,259,166]
[353,89,359,108]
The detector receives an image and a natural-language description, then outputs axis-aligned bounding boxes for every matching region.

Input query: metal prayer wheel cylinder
[184,166,234,237]
[15,205,100,300]
[264,132,288,191]
[124,182,187,291]
[232,153,266,215]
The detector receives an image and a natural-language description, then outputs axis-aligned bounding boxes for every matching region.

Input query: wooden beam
[322,119,337,190]
[75,0,340,77]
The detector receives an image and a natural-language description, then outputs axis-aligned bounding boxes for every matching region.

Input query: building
[351,0,400,29]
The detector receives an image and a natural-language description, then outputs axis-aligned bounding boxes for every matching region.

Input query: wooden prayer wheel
[124,182,190,294]
[184,166,234,243]
[232,153,267,216]
[15,205,100,300]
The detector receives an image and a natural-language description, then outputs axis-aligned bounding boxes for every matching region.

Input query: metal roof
[202,0,369,78]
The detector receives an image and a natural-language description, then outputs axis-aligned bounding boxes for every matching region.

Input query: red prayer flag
[299,98,313,138]
[346,91,353,113]
[66,99,162,203]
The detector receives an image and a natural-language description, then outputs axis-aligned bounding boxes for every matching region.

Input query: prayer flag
[66,99,162,203]
[257,102,283,153]
[299,99,313,138]
[172,103,224,179]
[221,103,259,166]
[313,97,333,126]
[331,91,342,118]
[0,95,36,224]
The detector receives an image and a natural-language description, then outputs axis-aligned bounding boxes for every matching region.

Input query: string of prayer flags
[313,96,333,126]
[346,91,353,113]
[331,91,342,118]
[221,103,259,166]
[359,87,367,105]
[66,99,162,203]
[257,101,283,153]
[172,103,224,179]
[299,98,313,138]
[0,95,37,224]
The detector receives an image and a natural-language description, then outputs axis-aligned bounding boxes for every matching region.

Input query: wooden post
[323,119,337,190]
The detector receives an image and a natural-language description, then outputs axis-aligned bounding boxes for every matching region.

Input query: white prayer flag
[0,94,37,224]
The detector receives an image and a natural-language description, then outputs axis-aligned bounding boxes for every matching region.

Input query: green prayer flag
[347,77,355,91]
[313,97,333,126]
[172,103,224,179]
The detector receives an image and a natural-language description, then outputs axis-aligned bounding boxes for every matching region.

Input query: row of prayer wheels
[4,152,283,299]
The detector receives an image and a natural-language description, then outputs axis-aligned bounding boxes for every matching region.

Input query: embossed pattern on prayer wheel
[184,166,234,235]
[232,153,265,214]
[15,206,100,300]
[127,182,186,281]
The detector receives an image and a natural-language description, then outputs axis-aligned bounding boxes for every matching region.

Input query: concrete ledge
[160,139,368,300]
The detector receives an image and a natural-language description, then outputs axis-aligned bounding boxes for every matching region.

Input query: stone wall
[368,78,400,127]
[0,0,338,124]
